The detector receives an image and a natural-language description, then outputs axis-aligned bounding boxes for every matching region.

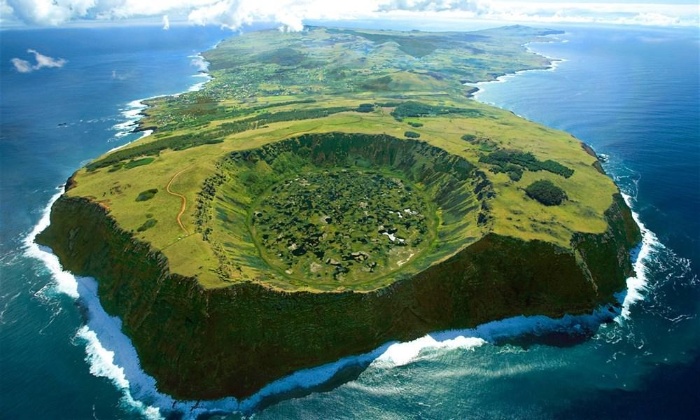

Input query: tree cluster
[480,149,574,180]
[525,180,567,206]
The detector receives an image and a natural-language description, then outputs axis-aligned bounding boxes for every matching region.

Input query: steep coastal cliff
[37,191,639,399]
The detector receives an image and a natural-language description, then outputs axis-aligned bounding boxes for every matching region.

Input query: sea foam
[111,99,148,139]
[111,54,213,141]
[23,190,78,299]
[616,193,657,321]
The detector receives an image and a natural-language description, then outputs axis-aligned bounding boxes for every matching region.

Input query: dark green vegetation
[356,103,375,113]
[136,218,157,232]
[179,25,557,108]
[404,130,421,138]
[391,101,481,121]
[140,97,320,132]
[461,133,499,153]
[326,28,459,58]
[526,180,568,206]
[124,157,155,169]
[135,188,158,202]
[107,157,156,172]
[86,133,224,171]
[216,107,352,137]
[480,149,574,181]
[37,25,641,401]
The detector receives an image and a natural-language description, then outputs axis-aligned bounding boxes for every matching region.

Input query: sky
[0,0,698,29]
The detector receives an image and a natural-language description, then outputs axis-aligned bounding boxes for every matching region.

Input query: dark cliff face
[36,192,640,400]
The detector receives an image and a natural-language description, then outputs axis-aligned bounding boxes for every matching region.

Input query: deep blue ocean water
[1,23,698,419]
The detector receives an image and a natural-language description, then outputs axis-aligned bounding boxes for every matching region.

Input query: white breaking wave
[75,327,163,419]
[190,54,209,73]
[23,189,78,299]
[75,277,168,419]
[17,50,224,417]
[377,335,486,367]
[468,31,655,324]
[616,193,657,321]
[473,55,567,101]
[106,129,153,154]
[111,99,152,141]
[23,189,391,417]
[24,191,166,419]
[111,54,213,140]
[374,307,618,369]
[188,75,211,92]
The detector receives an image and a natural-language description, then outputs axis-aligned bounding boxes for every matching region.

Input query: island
[36,25,641,400]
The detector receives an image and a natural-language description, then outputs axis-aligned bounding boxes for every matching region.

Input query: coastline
[105,53,215,155]
[26,190,650,418]
[29,183,645,417]
[24,45,222,418]
[472,43,567,104]
[26,27,648,418]
[467,29,653,322]
[466,32,567,99]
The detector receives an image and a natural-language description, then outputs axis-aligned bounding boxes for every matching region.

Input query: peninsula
[37,25,641,399]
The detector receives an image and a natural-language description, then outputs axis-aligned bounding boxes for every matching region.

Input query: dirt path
[166,167,191,235]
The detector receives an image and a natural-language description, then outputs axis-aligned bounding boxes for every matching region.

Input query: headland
[36,25,641,399]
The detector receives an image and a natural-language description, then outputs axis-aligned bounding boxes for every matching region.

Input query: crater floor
[251,169,435,283]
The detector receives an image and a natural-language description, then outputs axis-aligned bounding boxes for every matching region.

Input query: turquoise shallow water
[1,23,698,419]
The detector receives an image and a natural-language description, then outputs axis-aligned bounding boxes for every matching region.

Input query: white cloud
[29,49,67,69]
[479,1,699,26]
[378,0,486,13]
[10,58,33,73]
[10,49,67,73]
[2,0,698,28]
[185,0,355,31]
[5,0,97,25]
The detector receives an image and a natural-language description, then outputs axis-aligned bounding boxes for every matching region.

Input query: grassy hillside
[61,26,619,290]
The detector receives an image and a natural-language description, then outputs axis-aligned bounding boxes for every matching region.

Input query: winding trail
[166,167,191,235]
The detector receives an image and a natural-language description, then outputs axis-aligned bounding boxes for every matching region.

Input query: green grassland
[64,25,617,291]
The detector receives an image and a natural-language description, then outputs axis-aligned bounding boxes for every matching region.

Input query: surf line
[166,167,191,235]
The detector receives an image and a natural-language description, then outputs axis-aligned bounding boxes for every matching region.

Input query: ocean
[1,23,698,419]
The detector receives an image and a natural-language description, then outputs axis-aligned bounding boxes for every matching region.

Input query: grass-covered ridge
[62,25,619,291]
